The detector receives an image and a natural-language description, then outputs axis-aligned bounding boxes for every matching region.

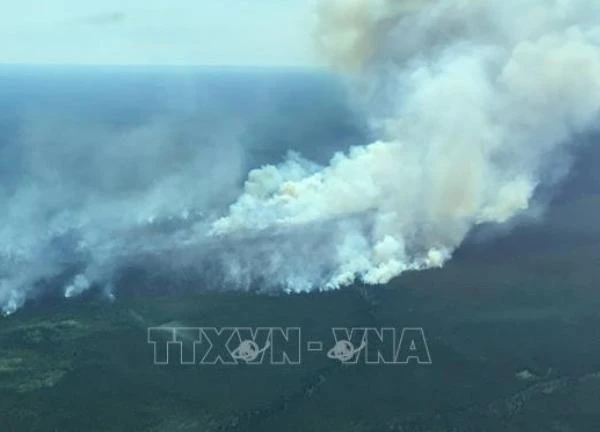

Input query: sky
[0,0,318,66]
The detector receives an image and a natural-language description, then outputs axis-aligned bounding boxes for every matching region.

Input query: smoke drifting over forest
[2,0,600,314]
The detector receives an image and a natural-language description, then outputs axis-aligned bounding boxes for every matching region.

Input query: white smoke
[0,106,247,315]
[2,0,600,315]
[0,70,360,315]
[210,0,600,288]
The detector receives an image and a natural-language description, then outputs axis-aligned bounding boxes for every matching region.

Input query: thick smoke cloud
[2,0,600,314]
[211,0,600,288]
[0,106,246,314]
[0,70,362,315]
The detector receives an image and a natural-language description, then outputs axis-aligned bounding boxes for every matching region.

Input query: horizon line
[0,62,327,70]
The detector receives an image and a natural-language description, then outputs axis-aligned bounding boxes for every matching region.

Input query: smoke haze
[212,0,600,287]
[0,70,362,314]
[2,0,600,314]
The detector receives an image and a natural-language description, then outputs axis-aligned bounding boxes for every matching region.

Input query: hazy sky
[1,0,318,66]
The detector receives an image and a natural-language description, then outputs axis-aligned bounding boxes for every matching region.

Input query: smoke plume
[2,0,600,314]
[0,70,360,315]
[210,0,600,287]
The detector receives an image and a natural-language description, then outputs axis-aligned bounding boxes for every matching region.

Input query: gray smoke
[2,0,600,314]
[0,103,247,314]
[0,70,359,315]
[210,0,600,287]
